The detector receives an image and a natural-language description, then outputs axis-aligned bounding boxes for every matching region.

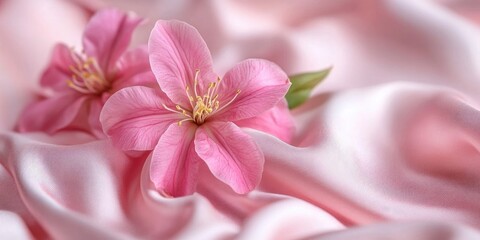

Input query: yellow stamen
[66,49,109,94]
[162,69,241,126]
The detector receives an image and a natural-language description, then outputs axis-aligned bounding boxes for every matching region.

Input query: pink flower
[17,9,154,138]
[100,20,292,197]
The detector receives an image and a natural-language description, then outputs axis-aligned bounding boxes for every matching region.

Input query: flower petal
[111,46,156,91]
[40,44,77,92]
[100,86,181,151]
[82,8,142,73]
[194,121,264,194]
[149,20,216,106]
[150,123,199,197]
[213,59,291,122]
[17,93,88,134]
[235,99,295,143]
[87,99,105,139]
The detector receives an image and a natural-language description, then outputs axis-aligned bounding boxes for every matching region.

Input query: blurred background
[2,0,479,130]
[3,1,480,239]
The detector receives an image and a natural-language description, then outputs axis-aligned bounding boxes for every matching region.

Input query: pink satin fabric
[2,0,480,239]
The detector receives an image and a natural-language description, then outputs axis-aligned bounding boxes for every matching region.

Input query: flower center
[163,70,241,126]
[66,49,110,95]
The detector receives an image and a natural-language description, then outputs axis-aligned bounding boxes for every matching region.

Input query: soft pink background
[2,0,480,239]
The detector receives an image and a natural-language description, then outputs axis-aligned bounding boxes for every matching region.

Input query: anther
[66,50,109,94]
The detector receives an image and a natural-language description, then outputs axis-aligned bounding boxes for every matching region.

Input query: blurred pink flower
[101,20,292,197]
[16,8,154,137]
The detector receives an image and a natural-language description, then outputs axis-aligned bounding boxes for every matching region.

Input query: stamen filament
[71,75,86,87]
[178,118,194,126]
[163,104,184,114]
[171,72,242,126]
[69,48,83,66]
[215,90,241,114]
[66,49,110,94]
[193,69,200,98]
[210,77,222,98]
[69,65,84,77]
[67,80,91,94]
[185,86,195,108]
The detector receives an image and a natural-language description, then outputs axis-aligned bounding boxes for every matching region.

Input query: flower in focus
[101,20,293,197]
[17,9,155,137]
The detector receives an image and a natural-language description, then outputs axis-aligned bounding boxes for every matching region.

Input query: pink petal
[111,46,156,91]
[17,93,88,134]
[194,121,264,194]
[148,20,216,106]
[100,86,182,151]
[87,99,104,139]
[212,59,291,122]
[235,99,295,143]
[40,44,77,92]
[82,8,142,73]
[150,123,199,197]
